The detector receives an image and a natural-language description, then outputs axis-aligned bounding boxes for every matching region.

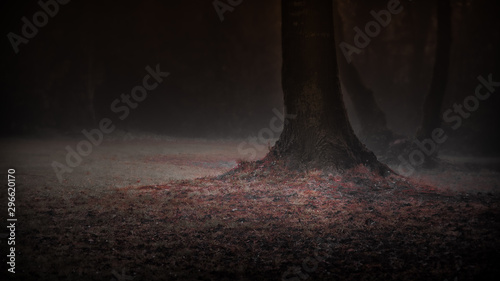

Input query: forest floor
[1,136,499,281]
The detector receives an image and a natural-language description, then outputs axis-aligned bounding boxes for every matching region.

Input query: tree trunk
[417,0,452,145]
[271,0,388,174]
[409,0,432,105]
[337,56,390,137]
[333,4,393,151]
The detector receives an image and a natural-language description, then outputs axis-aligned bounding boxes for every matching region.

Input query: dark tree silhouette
[408,0,433,109]
[270,0,389,174]
[337,51,391,140]
[416,0,452,163]
[333,2,394,153]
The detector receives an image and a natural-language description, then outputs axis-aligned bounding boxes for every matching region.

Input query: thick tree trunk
[271,0,388,174]
[417,0,452,145]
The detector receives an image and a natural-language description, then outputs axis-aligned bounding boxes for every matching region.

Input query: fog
[1,0,499,156]
[1,1,500,280]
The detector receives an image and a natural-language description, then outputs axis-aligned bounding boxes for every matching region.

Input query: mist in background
[1,0,499,156]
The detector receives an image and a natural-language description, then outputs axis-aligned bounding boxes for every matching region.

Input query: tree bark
[271,0,388,174]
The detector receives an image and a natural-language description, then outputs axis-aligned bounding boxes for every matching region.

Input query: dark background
[1,0,499,155]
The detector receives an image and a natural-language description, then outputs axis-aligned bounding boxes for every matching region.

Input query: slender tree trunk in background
[337,53,390,137]
[409,1,432,102]
[87,50,97,125]
[333,4,393,151]
[416,0,452,157]
[271,0,388,174]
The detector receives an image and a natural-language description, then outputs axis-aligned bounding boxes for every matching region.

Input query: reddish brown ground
[11,158,500,281]
[1,137,499,280]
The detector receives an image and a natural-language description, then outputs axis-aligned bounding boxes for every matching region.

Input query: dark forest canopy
[1,0,499,155]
